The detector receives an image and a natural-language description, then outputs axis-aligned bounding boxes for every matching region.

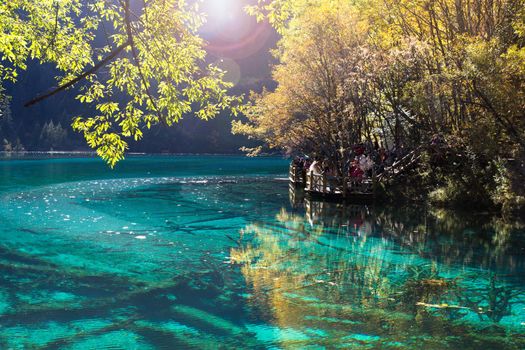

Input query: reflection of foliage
[489,218,525,261]
[230,209,396,336]
[230,205,525,349]
[375,205,524,274]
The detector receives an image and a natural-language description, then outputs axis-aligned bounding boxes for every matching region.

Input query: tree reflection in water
[230,188,525,349]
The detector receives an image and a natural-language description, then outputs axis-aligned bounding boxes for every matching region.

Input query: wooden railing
[378,148,422,182]
[289,164,305,184]
[305,172,343,194]
[306,172,327,193]
[306,171,373,196]
[292,149,423,197]
[347,179,373,194]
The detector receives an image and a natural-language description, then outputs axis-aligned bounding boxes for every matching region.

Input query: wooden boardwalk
[303,171,373,201]
[290,148,421,202]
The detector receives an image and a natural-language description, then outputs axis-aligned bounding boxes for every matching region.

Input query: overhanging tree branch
[122,0,164,123]
[24,40,130,107]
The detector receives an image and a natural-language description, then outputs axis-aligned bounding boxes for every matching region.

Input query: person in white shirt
[308,160,323,175]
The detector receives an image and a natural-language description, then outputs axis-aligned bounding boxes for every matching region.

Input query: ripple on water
[0,171,524,349]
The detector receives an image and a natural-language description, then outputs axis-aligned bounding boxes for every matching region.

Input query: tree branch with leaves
[0,0,242,166]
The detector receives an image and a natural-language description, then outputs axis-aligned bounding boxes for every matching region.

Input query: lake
[0,155,524,349]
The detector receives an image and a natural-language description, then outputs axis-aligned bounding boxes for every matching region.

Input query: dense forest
[233,0,525,214]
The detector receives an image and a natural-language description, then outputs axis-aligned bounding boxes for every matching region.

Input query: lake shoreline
[2,151,522,220]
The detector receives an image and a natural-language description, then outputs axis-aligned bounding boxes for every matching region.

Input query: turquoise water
[0,155,524,349]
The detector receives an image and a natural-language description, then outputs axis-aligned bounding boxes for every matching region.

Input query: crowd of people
[292,142,402,182]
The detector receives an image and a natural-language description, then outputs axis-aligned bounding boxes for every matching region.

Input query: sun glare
[201,0,240,24]
[199,0,273,62]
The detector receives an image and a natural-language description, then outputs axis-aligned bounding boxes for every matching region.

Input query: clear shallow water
[0,155,524,349]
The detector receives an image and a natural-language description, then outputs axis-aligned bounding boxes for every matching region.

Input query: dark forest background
[1,67,272,154]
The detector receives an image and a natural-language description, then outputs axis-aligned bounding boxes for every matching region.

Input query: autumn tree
[238,0,525,211]
[234,2,374,177]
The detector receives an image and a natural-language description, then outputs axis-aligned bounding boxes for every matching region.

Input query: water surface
[0,155,524,349]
